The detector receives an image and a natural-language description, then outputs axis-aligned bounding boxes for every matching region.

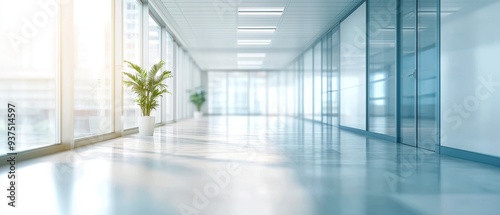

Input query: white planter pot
[194,111,203,119]
[138,116,155,136]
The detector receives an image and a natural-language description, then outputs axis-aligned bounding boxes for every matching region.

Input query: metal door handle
[408,69,416,78]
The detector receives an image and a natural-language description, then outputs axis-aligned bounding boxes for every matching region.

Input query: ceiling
[158,0,363,71]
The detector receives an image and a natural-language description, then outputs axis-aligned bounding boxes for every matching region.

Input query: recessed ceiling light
[238,26,276,33]
[238,64,262,69]
[238,7,284,16]
[238,53,267,58]
[237,40,271,45]
[238,61,263,65]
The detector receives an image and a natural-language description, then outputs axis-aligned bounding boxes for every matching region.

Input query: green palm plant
[189,88,206,112]
[123,60,172,116]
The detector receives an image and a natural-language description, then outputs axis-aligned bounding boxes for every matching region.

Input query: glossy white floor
[1,116,500,215]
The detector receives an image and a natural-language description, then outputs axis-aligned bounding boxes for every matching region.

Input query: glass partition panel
[303,49,314,120]
[249,72,267,115]
[416,0,439,151]
[340,3,367,130]
[227,72,249,115]
[368,0,397,136]
[268,72,279,115]
[314,42,322,121]
[399,0,417,146]
[208,72,227,115]
[287,66,296,116]
[322,36,331,124]
[441,0,500,156]
[332,29,340,125]
[278,71,287,114]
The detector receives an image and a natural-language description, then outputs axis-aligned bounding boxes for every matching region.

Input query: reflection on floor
[1,116,500,215]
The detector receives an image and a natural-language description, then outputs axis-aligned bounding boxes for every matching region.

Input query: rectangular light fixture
[237,40,271,45]
[238,61,263,65]
[237,53,266,58]
[238,7,284,16]
[238,26,276,33]
[238,66,261,70]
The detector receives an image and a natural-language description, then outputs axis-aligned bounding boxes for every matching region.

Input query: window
[164,34,174,121]
[0,0,60,154]
[149,15,162,123]
[123,0,142,129]
[73,0,113,138]
[249,72,267,115]
[227,72,249,115]
[208,72,228,115]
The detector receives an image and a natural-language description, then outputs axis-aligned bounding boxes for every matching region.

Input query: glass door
[416,0,439,151]
[398,0,439,151]
[398,0,418,147]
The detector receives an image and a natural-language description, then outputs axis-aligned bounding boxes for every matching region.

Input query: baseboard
[440,146,500,168]
[338,125,397,142]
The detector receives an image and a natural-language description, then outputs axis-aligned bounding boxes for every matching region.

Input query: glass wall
[149,15,162,123]
[441,0,500,157]
[123,0,142,129]
[416,0,439,151]
[202,1,441,154]
[176,47,201,120]
[268,72,279,115]
[74,0,113,138]
[278,71,287,114]
[165,34,175,122]
[297,60,304,118]
[340,3,367,130]
[208,72,227,115]
[286,65,296,116]
[331,29,340,125]
[208,71,290,116]
[303,50,314,120]
[367,0,397,136]
[227,72,249,115]
[0,0,60,153]
[313,42,322,121]
[175,47,186,119]
[249,72,267,115]
[321,35,331,124]
[0,0,202,157]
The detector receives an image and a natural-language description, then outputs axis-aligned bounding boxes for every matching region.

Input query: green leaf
[123,60,173,116]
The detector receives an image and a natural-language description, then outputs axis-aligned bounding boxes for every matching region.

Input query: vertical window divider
[114,0,124,135]
[172,41,177,121]
[160,27,167,124]
[60,0,75,150]
[141,2,149,76]
[365,1,370,132]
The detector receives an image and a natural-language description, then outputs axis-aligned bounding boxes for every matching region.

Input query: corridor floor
[1,116,500,215]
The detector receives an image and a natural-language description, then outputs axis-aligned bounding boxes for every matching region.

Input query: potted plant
[123,60,172,136]
[189,88,206,119]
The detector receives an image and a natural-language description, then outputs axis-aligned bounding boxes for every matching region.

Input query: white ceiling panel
[159,0,363,70]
